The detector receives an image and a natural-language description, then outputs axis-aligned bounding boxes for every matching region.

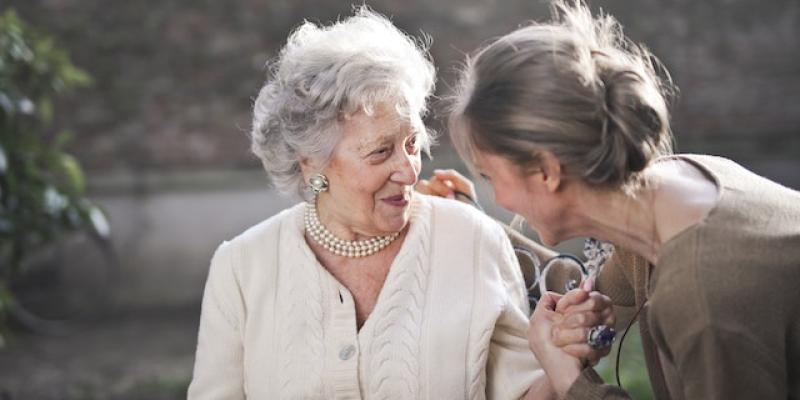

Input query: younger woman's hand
[417,169,477,204]
[551,281,616,366]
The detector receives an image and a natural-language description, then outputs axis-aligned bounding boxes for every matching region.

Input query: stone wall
[7,0,800,185]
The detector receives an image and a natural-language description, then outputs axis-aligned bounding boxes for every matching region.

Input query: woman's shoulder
[206,202,305,293]
[419,194,506,237]
[215,202,305,262]
[417,194,517,273]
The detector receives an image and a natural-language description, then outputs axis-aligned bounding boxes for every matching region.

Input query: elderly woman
[444,1,800,399]
[187,9,611,399]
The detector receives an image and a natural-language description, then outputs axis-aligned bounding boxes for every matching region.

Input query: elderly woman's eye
[480,173,491,181]
[406,136,420,153]
[369,147,391,160]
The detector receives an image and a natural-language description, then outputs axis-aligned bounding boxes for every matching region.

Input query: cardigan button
[339,344,356,361]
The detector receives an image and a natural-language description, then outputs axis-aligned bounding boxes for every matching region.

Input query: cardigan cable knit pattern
[367,199,429,399]
[277,239,325,397]
[188,194,542,399]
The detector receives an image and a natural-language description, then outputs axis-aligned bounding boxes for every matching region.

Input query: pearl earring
[308,173,329,194]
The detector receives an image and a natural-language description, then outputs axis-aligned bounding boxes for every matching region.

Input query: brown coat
[565,155,800,399]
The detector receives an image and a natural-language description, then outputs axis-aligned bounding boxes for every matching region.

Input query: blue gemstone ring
[587,325,616,349]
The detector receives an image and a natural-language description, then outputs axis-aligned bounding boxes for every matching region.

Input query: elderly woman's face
[317,103,422,236]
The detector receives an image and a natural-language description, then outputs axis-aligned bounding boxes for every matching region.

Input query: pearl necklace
[304,201,400,258]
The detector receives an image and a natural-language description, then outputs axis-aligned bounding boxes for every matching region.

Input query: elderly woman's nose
[391,153,419,185]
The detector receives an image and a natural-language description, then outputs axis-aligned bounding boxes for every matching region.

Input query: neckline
[292,194,430,337]
[652,154,725,265]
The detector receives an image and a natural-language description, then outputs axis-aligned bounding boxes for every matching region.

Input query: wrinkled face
[474,151,568,246]
[312,103,423,236]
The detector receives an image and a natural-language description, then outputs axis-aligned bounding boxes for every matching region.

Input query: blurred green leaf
[53,130,74,149]
[596,322,655,399]
[59,153,84,194]
[62,63,91,87]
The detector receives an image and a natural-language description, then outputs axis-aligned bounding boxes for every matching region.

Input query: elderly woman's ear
[298,157,320,181]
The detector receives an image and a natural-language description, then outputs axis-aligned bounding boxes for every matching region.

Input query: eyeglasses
[514,248,590,310]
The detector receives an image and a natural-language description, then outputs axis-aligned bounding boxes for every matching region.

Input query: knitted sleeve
[187,241,246,400]
[483,222,548,400]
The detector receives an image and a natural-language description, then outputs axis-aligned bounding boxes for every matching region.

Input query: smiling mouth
[382,193,410,207]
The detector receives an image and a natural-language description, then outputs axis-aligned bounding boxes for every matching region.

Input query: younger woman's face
[473,151,568,246]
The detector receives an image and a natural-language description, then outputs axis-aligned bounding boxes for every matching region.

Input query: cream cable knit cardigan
[188,195,543,399]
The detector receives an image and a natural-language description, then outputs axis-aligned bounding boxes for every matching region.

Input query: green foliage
[0,9,109,343]
[121,376,191,399]
[596,323,655,399]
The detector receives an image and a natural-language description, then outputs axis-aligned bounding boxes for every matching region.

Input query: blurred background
[0,0,797,398]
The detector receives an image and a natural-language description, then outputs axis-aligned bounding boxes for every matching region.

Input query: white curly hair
[250,7,437,196]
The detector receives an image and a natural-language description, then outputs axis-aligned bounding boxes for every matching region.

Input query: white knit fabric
[188,194,543,399]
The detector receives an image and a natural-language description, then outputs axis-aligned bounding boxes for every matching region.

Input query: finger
[555,288,590,314]
[419,176,452,198]
[557,306,615,329]
[416,179,433,195]
[556,311,603,329]
[563,291,612,314]
[432,169,476,197]
[536,291,563,312]
[426,177,455,199]
[551,326,590,347]
[602,308,616,328]
[588,306,615,326]
[542,292,567,323]
[581,275,595,292]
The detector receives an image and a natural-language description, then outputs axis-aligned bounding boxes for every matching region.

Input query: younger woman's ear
[538,151,562,193]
